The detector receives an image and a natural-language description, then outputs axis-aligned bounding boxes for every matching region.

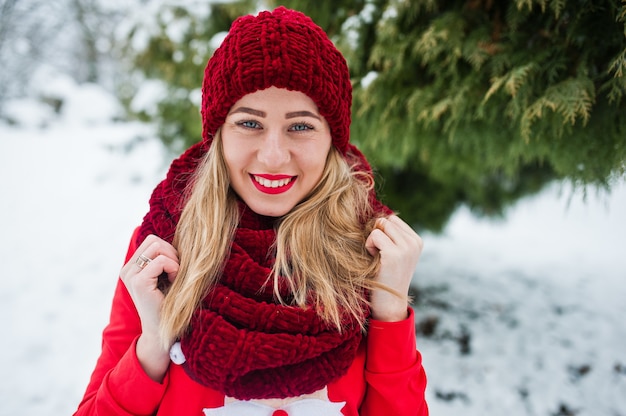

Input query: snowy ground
[0,81,625,416]
[416,186,626,415]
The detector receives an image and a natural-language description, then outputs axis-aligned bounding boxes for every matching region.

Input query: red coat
[74,228,428,415]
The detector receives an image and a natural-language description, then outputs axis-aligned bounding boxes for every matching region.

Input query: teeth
[254,176,293,188]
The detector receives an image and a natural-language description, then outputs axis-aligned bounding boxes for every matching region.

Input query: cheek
[222,143,246,173]
[298,152,329,188]
[309,147,331,174]
[310,157,327,176]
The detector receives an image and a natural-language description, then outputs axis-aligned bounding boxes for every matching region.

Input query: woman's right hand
[119,234,180,382]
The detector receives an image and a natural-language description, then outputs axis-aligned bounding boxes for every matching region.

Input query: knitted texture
[136,6,393,400]
[137,142,389,399]
[180,202,364,399]
[201,6,352,154]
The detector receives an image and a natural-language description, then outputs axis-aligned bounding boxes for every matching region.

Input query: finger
[365,228,381,256]
[131,234,161,258]
[365,227,394,256]
[130,235,179,270]
[383,215,424,250]
[386,215,417,236]
[374,217,405,245]
[140,254,180,282]
[145,238,179,261]
[122,237,180,290]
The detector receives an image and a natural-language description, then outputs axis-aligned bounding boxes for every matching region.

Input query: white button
[169,341,186,365]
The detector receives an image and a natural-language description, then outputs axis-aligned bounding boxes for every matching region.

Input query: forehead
[229,87,320,113]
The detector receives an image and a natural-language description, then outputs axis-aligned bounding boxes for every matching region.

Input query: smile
[251,174,297,194]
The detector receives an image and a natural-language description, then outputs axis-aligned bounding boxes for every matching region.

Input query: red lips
[250,174,297,194]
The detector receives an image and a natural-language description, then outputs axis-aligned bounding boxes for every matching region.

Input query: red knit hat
[201,6,352,154]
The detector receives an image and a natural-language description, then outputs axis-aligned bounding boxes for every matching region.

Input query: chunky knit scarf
[137,141,389,400]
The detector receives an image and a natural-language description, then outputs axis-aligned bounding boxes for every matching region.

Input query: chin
[247,201,295,218]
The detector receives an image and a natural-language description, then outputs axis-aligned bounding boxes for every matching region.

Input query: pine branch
[604,48,626,104]
[550,0,565,19]
[608,48,626,79]
[521,77,595,141]
[483,62,537,104]
[515,0,547,13]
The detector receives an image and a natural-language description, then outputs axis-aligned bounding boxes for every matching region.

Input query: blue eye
[237,120,260,129]
[290,123,314,132]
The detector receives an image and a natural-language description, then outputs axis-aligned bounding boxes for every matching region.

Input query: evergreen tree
[122,0,257,152]
[124,0,626,230]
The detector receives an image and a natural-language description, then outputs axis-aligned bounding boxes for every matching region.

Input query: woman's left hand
[365,214,424,322]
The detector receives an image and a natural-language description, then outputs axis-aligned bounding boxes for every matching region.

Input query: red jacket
[74,228,428,415]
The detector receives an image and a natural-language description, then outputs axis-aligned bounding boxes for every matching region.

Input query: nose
[257,129,290,168]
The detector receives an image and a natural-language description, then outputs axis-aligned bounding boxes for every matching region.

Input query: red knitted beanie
[201,6,352,154]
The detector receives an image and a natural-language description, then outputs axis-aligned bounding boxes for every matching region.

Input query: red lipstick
[250,174,297,194]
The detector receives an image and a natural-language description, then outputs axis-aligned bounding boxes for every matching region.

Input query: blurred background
[0,0,625,415]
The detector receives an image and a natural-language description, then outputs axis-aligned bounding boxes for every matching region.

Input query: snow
[416,179,626,414]
[1,81,625,416]
[361,71,379,89]
[130,79,170,115]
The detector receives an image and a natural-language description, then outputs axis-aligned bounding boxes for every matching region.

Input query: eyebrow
[229,107,265,117]
[286,111,321,120]
[229,107,321,120]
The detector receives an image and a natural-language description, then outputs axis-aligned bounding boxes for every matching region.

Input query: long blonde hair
[160,131,384,345]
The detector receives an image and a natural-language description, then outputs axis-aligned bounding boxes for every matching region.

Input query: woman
[75,7,428,416]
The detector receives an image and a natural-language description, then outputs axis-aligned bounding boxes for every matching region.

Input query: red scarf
[138,141,390,400]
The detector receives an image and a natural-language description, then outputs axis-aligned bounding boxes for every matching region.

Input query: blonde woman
[75,7,428,416]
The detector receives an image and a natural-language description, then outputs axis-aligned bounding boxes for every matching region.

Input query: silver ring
[135,253,152,269]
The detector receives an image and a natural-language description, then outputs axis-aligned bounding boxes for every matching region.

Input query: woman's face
[221,86,332,217]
